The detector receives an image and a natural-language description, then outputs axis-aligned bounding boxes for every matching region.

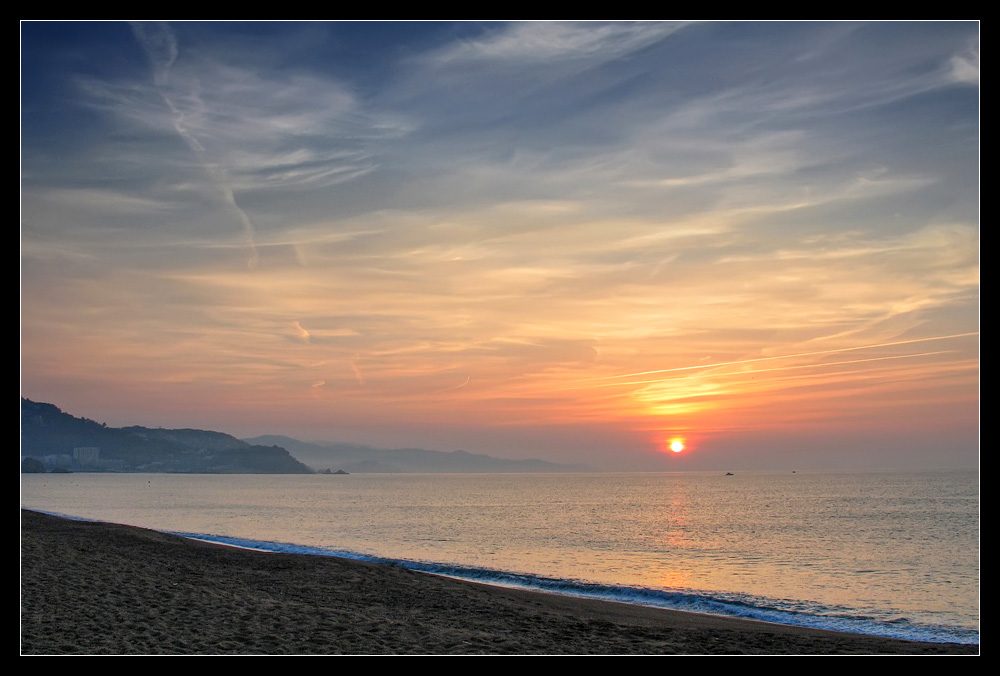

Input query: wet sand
[20,510,977,655]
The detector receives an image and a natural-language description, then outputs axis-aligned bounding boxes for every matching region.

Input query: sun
[669,440,685,453]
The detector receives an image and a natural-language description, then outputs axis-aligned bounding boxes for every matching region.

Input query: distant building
[73,447,100,466]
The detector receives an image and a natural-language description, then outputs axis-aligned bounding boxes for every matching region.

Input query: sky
[20,21,979,471]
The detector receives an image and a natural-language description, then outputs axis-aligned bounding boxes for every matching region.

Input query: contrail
[129,21,176,87]
[580,332,979,382]
[350,356,366,386]
[130,22,259,269]
[564,350,958,391]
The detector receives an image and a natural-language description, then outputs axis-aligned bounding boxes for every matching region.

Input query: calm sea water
[20,470,979,645]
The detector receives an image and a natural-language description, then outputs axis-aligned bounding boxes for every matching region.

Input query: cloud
[77,24,397,218]
[948,37,980,85]
[429,21,689,65]
[130,22,177,86]
[20,22,979,467]
[292,321,311,343]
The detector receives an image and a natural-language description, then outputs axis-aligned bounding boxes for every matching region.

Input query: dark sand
[20,510,977,655]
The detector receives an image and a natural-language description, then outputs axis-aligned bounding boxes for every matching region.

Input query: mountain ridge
[245,435,592,473]
[20,399,591,474]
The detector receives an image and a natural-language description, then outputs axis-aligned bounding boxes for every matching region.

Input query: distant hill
[19,398,589,474]
[20,399,312,474]
[244,434,591,473]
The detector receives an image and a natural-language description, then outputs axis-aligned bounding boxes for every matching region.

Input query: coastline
[20,510,977,655]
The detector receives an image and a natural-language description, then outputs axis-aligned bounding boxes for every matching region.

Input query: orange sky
[21,22,979,469]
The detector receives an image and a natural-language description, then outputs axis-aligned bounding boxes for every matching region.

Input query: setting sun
[670,440,685,453]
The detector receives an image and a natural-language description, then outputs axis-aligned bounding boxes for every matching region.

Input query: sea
[20,469,979,646]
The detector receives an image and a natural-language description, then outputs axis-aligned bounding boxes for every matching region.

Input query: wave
[173,530,979,646]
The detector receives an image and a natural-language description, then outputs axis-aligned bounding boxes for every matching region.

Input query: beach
[20,510,976,655]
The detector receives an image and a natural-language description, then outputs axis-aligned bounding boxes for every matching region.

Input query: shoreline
[20,510,978,655]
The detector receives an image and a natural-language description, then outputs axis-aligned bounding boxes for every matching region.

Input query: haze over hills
[21,399,311,474]
[244,435,590,473]
[20,399,589,474]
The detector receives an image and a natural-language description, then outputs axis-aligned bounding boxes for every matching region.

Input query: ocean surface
[20,470,979,645]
